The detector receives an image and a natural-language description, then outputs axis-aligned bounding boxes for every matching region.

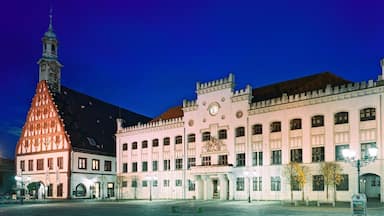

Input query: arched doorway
[75,183,87,197]
[27,181,45,199]
[360,173,380,200]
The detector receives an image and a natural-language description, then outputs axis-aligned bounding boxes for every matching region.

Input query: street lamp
[145,175,157,201]
[244,171,257,203]
[342,147,378,194]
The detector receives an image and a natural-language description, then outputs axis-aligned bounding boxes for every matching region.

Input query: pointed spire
[49,7,53,31]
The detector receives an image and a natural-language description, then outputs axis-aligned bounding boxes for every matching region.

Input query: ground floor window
[57,183,63,197]
[253,177,262,191]
[107,182,114,197]
[188,180,195,191]
[236,177,245,191]
[312,175,324,191]
[271,176,281,191]
[336,174,349,191]
[47,184,53,197]
[75,183,86,197]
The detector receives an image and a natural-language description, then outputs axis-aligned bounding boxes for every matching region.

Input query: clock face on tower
[208,102,220,116]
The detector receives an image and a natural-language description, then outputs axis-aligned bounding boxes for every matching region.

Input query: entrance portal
[213,179,220,199]
[360,173,380,199]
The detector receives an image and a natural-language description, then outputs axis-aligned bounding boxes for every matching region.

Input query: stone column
[227,174,235,200]
[202,175,210,200]
[219,174,228,200]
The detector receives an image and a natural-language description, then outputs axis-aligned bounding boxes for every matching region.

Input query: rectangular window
[187,158,196,169]
[271,176,281,191]
[57,183,63,197]
[336,174,349,191]
[163,179,170,187]
[218,129,227,139]
[78,158,87,169]
[175,179,182,187]
[187,134,196,143]
[175,159,183,170]
[218,155,228,165]
[142,161,148,172]
[163,160,171,171]
[311,115,324,127]
[252,124,263,135]
[253,177,262,191]
[20,160,25,171]
[122,163,128,173]
[57,157,63,169]
[236,177,245,191]
[132,162,138,172]
[142,180,148,187]
[292,177,300,191]
[252,152,263,166]
[312,175,324,191]
[312,147,325,162]
[202,156,211,166]
[236,153,246,167]
[37,159,44,171]
[152,161,158,171]
[122,181,127,188]
[361,142,376,160]
[335,112,349,124]
[175,136,183,144]
[132,142,138,149]
[235,127,245,137]
[142,140,148,149]
[122,143,128,151]
[163,137,170,146]
[290,149,303,163]
[270,122,281,133]
[290,119,302,130]
[335,144,349,161]
[92,159,100,171]
[271,150,282,165]
[152,139,159,147]
[202,132,211,141]
[104,160,112,171]
[47,184,53,197]
[360,108,376,121]
[131,180,137,188]
[48,158,53,170]
[188,180,195,191]
[152,180,158,187]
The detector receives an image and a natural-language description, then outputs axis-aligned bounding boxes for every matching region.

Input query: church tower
[37,10,63,93]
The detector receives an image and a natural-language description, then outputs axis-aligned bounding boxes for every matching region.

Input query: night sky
[1,0,384,159]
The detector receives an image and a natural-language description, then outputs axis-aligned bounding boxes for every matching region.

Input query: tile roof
[53,86,151,156]
[251,72,350,102]
[151,105,184,122]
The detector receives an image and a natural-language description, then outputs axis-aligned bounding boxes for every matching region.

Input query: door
[213,179,220,199]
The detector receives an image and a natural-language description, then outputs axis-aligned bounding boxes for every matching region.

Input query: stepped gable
[151,105,184,122]
[252,72,351,102]
[53,86,151,156]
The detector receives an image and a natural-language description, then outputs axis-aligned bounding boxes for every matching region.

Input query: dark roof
[53,86,151,156]
[151,105,184,122]
[252,72,351,102]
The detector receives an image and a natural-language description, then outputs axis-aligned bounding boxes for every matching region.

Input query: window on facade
[107,183,115,197]
[175,159,183,170]
[202,132,211,141]
[218,155,228,165]
[163,159,171,171]
[290,149,303,163]
[176,179,182,187]
[360,108,376,121]
[253,177,262,191]
[187,134,196,143]
[291,177,300,191]
[202,156,211,166]
[92,159,100,171]
[236,177,245,191]
[47,184,53,197]
[47,158,53,170]
[122,143,128,151]
[75,184,86,197]
[28,160,33,171]
[131,180,137,188]
[252,152,263,166]
[312,175,324,191]
[270,121,281,133]
[132,162,138,172]
[335,144,349,161]
[132,142,138,150]
[152,161,158,171]
[188,180,195,191]
[252,124,263,135]
[235,127,245,137]
[104,160,112,171]
[188,158,196,169]
[163,137,170,146]
[175,136,183,144]
[271,176,281,191]
[20,160,25,171]
[336,174,349,191]
[57,157,63,169]
[142,161,148,172]
[152,139,159,147]
[57,183,63,197]
[37,159,44,171]
[311,115,324,127]
[218,129,227,139]
[236,153,246,167]
[312,147,325,162]
[334,112,349,124]
[163,179,170,187]
[78,158,87,169]
[271,150,282,165]
[361,142,376,160]
[122,181,127,188]
[142,140,148,149]
[290,118,302,130]
[122,163,127,173]
[142,180,148,187]
[152,180,158,187]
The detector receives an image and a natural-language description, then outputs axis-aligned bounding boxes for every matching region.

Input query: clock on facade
[208,103,219,116]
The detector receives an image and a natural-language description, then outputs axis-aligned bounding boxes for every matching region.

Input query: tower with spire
[37,9,63,93]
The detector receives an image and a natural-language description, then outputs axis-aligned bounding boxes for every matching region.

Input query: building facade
[116,70,384,202]
[15,15,150,199]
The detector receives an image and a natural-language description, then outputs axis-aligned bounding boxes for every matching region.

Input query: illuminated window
[335,144,349,161]
[92,159,100,171]
[78,158,87,169]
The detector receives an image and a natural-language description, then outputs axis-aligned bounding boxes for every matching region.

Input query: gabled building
[15,15,150,199]
[116,68,384,202]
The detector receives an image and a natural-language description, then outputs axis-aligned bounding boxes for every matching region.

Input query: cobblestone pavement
[1,200,384,216]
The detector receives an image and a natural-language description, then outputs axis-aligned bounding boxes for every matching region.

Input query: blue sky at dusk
[1,0,384,159]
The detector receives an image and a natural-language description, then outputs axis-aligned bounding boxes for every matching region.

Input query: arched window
[290,118,302,130]
[334,112,348,124]
[235,127,245,137]
[75,183,86,197]
[270,121,281,133]
[360,108,376,121]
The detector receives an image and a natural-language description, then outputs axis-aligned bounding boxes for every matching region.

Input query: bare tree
[284,162,308,201]
[320,162,343,201]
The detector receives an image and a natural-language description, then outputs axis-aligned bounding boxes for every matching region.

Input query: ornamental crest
[203,136,226,153]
